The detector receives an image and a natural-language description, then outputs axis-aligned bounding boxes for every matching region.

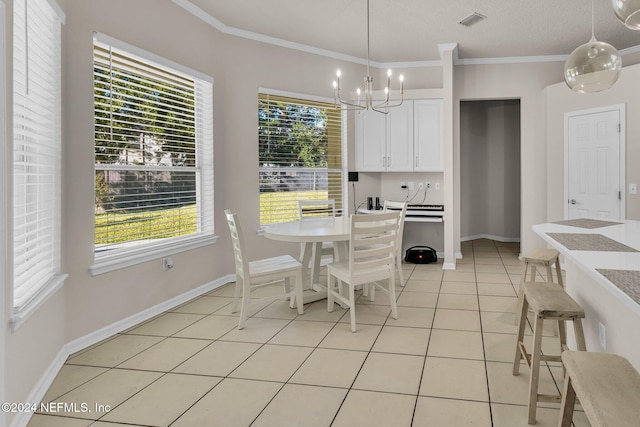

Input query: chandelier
[564,0,622,93]
[332,0,404,113]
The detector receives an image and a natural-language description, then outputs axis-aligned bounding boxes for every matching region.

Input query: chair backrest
[349,211,399,275]
[224,209,250,284]
[383,200,408,250]
[298,199,336,220]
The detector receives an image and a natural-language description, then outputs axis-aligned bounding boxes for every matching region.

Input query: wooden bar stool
[559,351,640,427]
[515,248,563,327]
[520,248,563,287]
[512,281,586,425]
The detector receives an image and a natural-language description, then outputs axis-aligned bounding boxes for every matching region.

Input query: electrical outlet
[598,322,606,349]
[418,182,424,190]
[426,182,431,189]
[163,257,174,270]
[400,181,406,189]
[435,182,440,190]
[630,183,637,195]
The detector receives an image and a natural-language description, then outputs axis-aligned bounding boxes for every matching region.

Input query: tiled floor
[28,239,591,426]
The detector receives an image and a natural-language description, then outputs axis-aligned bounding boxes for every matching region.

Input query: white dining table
[263,216,351,304]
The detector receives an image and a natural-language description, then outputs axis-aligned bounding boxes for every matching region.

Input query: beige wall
[454,61,566,255]
[6,1,640,420]
[545,62,640,222]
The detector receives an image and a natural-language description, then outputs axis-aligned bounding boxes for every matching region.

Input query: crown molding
[173,0,640,68]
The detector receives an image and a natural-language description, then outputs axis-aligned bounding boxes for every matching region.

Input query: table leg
[299,241,329,305]
[299,240,349,308]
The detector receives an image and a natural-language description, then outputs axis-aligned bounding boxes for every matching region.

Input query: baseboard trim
[11,273,235,427]
[461,234,521,243]
[10,348,69,427]
[442,262,456,270]
[65,274,234,356]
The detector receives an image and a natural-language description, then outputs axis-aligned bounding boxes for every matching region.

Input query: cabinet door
[386,102,414,172]
[414,99,443,171]
[355,108,386,171]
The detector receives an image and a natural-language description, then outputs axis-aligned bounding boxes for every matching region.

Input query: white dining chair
[225,209,304,329]
[327,211,400,332]
[383,200,408,287]
[298,199,336,219]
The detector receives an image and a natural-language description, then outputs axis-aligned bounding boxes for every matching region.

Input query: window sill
[11,273,68,332]
[89,234,218,276]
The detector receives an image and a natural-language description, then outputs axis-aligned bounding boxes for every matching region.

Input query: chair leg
[232,277,242,313]
[389,274,398,320]
[286,277,295,309]
[327,272,335,313]
[513,296,529,376]
[348,284,356,332]
[397,253,405,287]
[238,279,251,330]
[555,258,564,288]
[572,318,586,351]
[545,262,554,283]
[528,315,545,425]
[294,271,304,315]
[558,372,576,427]
[515,262,528,325]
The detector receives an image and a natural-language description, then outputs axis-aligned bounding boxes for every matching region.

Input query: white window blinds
[258,93,344,224]
[13,0,64,310]
[93,35,214,256]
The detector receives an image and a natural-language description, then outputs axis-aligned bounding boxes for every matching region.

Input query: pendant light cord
[591,0,596,40]
[366,0,371,76]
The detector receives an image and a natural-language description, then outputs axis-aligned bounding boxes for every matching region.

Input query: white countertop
[533,220,640,315]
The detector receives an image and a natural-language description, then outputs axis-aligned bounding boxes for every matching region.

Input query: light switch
[630,183,637,195]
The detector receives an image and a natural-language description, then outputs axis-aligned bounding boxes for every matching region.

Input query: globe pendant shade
[564,37,622,93]
[612,0,640,30]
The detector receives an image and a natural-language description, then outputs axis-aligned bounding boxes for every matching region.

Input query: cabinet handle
[388,156,391,167]
[415,156,418,167]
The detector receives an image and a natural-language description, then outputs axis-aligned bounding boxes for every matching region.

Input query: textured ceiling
[181,0,640,64]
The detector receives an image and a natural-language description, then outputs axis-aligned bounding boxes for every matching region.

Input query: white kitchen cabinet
[355,108,386,171]
[414,99,443,171]
[355,102,413,172]
[386,102,414,171]
[355,99,443,172]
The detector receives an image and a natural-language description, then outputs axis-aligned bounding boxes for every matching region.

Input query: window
[258,92,344,224]
[12,0,65,317]
[92,34,214,270]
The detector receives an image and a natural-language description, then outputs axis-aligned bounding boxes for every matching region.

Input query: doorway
[460,99,521,242]
[564,105,625,220]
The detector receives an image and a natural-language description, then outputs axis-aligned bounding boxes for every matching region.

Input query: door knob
[570,199,577,204]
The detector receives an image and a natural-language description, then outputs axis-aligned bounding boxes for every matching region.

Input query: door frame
[563,104,626,220]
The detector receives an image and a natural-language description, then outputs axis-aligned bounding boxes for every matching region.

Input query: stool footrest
[540,354,561,363]
[537,393,562,404]
[518,342,531,367]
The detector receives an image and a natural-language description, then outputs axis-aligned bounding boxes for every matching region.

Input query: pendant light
[612,0,640,30]
[564,0,622,93]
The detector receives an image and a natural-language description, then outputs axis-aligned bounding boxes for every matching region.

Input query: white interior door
[566,106,624,220]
